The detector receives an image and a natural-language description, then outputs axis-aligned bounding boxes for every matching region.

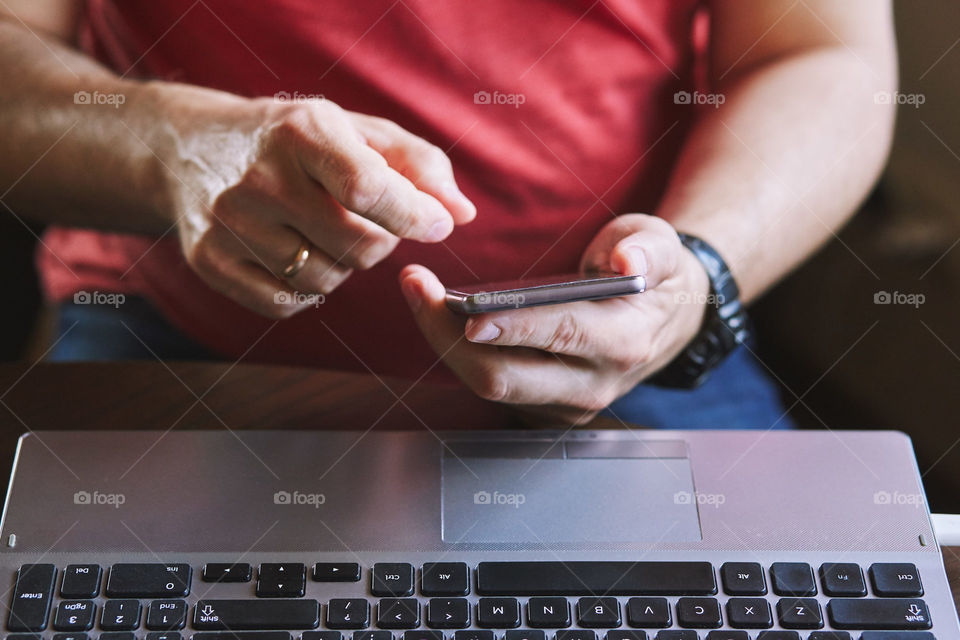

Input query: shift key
[194,600,320,630]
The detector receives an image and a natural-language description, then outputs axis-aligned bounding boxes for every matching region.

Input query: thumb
[581,214,682,290]
[398,264,467,355]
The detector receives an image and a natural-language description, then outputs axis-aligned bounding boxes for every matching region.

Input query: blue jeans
[50,297,794,429]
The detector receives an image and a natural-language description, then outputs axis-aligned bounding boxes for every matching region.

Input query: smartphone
[445,272,646,314]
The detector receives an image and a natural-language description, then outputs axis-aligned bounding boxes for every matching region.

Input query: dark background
[2,2,959,510]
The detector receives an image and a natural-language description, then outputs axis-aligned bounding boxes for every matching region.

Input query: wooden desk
[0,362,958,609]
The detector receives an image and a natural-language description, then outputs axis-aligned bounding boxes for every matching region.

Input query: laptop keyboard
[4,561,936,640]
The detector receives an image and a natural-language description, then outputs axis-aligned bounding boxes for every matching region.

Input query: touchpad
[441,439,702,543]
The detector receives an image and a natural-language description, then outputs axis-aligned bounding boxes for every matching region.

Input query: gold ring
[280,240,311,279]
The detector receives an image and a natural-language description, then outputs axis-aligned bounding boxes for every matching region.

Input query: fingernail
[425,219,453,242]
[622,243,649,275]
[469,322,501,342]
[401,277,422,313]
[444,183,476,217]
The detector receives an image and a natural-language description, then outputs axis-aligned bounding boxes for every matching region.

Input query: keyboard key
[146,599,187,630]
[427,598,470,628]
[577,597,621,628]
[826,598,931,630]
[676,598,721,629]
[869,564,924,597]
[372,563,415,597]
[454,631,494,640]
[100,600,141,630]
[725,597,772,629]
[506,631,546,640]
[106,564,191,598]
[7,564,57,631]
[608,632,647,640]
[52,634,88,640]
[859,634,935,640]
[60,565,101,599]
[355,632,392,640]
[819,564,866,597]
[757,633,800,640]
[422,563,469,596]
[314,563,362,582]
[328,599,371,629]
[476,562,716,595]
[655,633,697,640]
[303,632,343,640]
[377,599,420,629]
[203,563,252,583]
[556,631,597,640]
[720,563,766,595]
[258,563,306,598]
[146,632,182,640]
[705,633,747,640]
[100,632,136,640]
[404,632,444,640]
[6,634,43,640]
[527,597,570,628]
[193,634,290,640]
[53,601,96,631]
[807,633,850,640]
[193,599,320,630]
[775,598,822,629]
[626,597,671,628]
[769,563,816,596]
[477,598,520,628]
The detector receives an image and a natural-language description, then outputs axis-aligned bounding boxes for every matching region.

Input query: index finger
[283,110,455,242]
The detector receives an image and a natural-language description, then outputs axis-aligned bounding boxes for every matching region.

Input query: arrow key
[377,599,420,629]
[203,564,252,583]
[315,563,361,582]
[258,564,306,598]
[427,599,470,629]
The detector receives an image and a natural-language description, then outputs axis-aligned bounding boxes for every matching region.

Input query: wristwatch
[647,232,751,389]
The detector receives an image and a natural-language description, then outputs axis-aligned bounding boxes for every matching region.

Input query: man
[0,1,896,426]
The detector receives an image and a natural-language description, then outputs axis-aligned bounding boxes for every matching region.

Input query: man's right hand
[151,85,476,319]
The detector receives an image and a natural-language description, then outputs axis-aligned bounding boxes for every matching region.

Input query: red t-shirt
[39,0,702,380]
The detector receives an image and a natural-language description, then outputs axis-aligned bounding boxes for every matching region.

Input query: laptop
[0,429,957,640]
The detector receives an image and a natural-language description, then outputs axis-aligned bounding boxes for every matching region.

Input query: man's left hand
[400,214,711,424]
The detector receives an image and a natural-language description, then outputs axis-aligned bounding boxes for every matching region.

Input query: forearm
[658,45,897,303]
[0,17,208,233]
